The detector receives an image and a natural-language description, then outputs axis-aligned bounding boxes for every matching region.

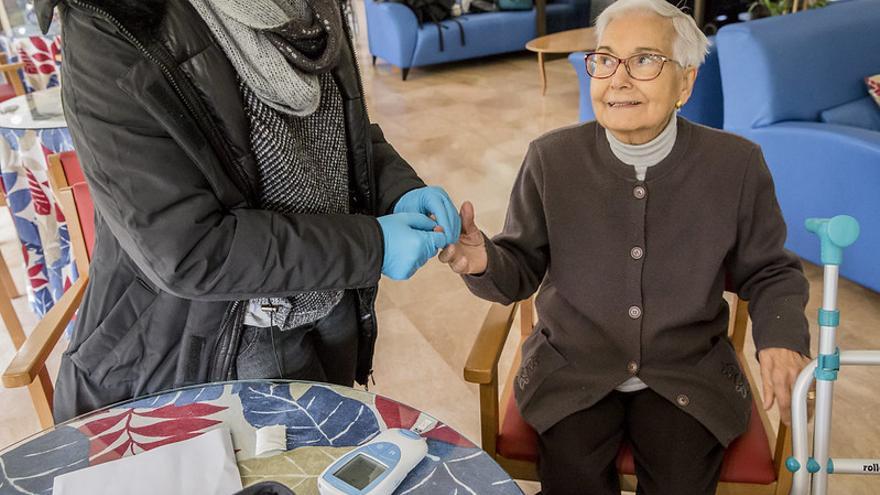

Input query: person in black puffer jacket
[34,0,460,422]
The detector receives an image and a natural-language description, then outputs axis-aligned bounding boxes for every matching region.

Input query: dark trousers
[235,290,359,386]
[537,389,725,495]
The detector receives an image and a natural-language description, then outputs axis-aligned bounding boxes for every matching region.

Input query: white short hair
[594,0,709,68]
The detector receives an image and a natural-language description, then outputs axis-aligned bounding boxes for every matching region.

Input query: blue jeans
[235,290,359,386]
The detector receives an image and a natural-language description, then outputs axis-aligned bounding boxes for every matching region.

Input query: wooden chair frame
[46,152,70,199]
[2,186,90,428]
[0,248,23,341]
[0,192,24,337]
[46,154,88,277]
[464,295,793,494]
[0,52,26,98]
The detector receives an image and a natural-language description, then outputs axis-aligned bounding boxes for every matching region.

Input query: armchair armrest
[3,274,88,388]
[728,294,793,489]
[364,0,419,68]
[464,302,519,385]
[464,302,518,456]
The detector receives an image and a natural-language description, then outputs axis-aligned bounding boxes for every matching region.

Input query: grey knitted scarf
[188,0,343,116]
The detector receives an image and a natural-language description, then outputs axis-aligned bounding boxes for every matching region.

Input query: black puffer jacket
[35,0,425,421]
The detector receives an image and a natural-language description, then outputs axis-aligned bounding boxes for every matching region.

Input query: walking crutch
[788,215,880,494]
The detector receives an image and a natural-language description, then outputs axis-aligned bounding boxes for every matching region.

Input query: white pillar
[0,1,13,38]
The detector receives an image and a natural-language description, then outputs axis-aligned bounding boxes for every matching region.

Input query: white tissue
[255,424,288,457]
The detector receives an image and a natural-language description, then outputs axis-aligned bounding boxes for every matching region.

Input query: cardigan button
[627,361,639,375]
[676,394,690,407]
[630,246,644,260]
[628,306,642,319]
[633,185,647,199]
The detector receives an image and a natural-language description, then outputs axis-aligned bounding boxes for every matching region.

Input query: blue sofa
[365,0,590,79]
[568,37,724,128]
[717,0,880,292]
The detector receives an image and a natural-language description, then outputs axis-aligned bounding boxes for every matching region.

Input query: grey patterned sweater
[242,72,350,330]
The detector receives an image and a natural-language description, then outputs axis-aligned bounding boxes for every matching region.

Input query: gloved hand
[393,186,461,245]
[377,213,448,280]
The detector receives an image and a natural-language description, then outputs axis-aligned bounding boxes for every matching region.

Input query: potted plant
[748,0,828,19]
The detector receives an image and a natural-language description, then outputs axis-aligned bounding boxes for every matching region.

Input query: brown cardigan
[464,117,809,446]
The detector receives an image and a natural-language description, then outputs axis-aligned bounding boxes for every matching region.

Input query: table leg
[538,52,547,96]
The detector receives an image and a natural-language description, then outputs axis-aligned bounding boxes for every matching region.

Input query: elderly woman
[439,0,811,492]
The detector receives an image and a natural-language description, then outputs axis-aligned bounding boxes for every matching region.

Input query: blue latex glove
[393,186,461,245]
[377,213,448,280]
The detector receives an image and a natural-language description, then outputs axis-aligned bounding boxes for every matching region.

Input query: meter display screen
[333,454,387,489]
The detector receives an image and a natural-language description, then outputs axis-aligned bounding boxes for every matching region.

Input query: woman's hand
[393,186,461,245]
[758,347,812,425]
[438,201,488,275]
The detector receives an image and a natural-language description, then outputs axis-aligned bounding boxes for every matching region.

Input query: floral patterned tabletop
[0,380,523,495]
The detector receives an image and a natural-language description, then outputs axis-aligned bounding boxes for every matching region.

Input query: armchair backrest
[72,182,95,262]
[56,182,94,277]
[47,151,84,195]
[717,0,880,131]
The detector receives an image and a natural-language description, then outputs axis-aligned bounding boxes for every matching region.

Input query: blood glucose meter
[317,428,428,495]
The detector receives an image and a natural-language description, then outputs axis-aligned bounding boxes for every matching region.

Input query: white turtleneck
[606,113,678,393]
[606,113,678,181]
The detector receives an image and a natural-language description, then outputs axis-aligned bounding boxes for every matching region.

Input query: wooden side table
[525,27,597,95]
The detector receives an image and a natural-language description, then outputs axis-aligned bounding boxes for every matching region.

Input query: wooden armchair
[2,182,93,427]
[464,295,794,494]
[0,153,86,426]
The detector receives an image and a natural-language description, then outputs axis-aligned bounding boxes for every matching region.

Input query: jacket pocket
[514,327,568,407]
[697,336,752,411]
[70,278,158,385]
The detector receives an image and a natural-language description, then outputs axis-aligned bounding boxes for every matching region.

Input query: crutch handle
[805,216,860,265]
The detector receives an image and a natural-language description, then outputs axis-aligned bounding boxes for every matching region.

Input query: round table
[0,86,77,318]
[525,27,597,95]
[0,380,524,494]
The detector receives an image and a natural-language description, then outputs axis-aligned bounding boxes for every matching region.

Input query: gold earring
[675,100,683,109]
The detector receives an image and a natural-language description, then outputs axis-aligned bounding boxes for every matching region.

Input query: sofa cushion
[819,96,880,132]
[412,10,535,66]
[717,0,880,129]
[498,0,533,10]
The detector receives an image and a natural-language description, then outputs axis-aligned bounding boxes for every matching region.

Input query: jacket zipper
[340,18,378,215]
[341,22,382,388]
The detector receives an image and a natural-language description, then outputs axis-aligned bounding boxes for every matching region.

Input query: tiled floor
[1,5,879,494]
